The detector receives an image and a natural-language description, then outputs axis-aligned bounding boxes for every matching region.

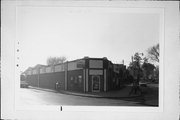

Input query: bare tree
[47,56,67,65]
[147,44,159,63]
[58,56,67,63]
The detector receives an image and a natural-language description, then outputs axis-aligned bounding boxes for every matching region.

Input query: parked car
[20,80,29,88]
[139,83,147,87]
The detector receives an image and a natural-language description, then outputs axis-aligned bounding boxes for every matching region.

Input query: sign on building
[77,60,85,68]
[32,69,38,74]
[46,67,52,73]
[40,67,46,74]
[89,60,103,68]
[27,70,32,75]
[68,61,82,71]
[89,70,103,75]
[55,64,64,72]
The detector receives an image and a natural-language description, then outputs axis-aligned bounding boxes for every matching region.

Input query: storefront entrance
[92,75,100,92]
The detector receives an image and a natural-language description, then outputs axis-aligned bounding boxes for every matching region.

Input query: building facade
[24,57,126,93]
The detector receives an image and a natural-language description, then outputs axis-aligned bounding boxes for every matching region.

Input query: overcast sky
[17,7,160,71]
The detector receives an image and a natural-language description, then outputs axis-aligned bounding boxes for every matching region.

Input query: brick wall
[67,69,84,92]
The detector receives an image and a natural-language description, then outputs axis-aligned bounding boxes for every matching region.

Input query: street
[17,88,144,106]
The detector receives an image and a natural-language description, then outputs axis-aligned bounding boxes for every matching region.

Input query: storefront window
[78,75,82,83]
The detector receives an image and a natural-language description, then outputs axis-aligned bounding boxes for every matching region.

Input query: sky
[17,7,160,72]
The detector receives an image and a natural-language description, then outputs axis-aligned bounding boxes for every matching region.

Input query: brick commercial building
[23,57,126,93]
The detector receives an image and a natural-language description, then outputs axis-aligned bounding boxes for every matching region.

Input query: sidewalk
[28,86,158,106]
[29,86,141,99]
[143,86,159,106]
[29,86,58,93]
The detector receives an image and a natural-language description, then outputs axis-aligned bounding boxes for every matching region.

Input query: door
[92,75,100,92]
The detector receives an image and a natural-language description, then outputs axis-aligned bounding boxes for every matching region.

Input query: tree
[134,52,143,62]
[147,44,159,63]
[128,52,144,83]
[46,56,67,65]
[128,52,143,68]
[142,62,155,81]
[143,57,149,63]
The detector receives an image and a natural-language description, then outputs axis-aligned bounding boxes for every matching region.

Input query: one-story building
[23,57,126,93]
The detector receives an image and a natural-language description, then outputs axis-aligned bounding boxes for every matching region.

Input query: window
[78,75,82,79]
[78,75,82,83]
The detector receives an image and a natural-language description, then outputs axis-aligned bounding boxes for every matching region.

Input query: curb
[61,91,143,100]
[29,86,58,93]
[29,86,141,99]
[27,86,158,106]
[59,91,102,98]
[58,90,141,99]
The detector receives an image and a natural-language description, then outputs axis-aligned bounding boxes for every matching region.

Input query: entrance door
[92,75,100,92]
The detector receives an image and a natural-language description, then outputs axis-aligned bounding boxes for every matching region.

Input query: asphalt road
[17,88,144,106]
